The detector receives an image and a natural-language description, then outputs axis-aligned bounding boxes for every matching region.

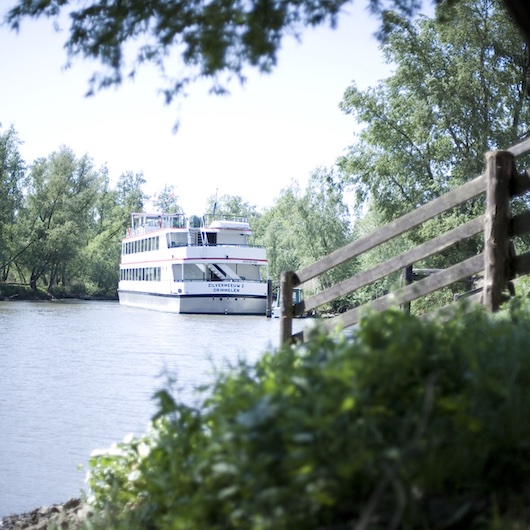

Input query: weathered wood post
[402,265,413,314]
[483,150,514,312]
[265,279,273,318]
[279,270,295,345]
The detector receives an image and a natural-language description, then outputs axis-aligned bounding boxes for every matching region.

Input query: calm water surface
[0,300,309,517]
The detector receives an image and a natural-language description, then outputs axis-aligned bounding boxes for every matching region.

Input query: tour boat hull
[118,290,267,315]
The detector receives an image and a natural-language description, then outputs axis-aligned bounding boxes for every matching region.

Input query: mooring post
[483,150,513,312]
[279,270,294,345]
[266,279,273,318]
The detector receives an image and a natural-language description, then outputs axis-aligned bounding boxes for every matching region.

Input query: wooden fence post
[266,279,273,318]
[483,150,513,312]
[402,265,413,314]
[279,270,294,345]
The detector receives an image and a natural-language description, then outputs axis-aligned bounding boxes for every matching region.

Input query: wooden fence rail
[280,137,530,344]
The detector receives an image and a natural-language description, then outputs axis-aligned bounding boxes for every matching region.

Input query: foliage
[153,185,182,214]
[4,0,449,105]
[0,129,184,297]
[204,193,259,220]
[84,297,530,529]
[0,123,25,282]
[253,167,355,307]
[339,0,530,222]
[15,147,103,292]
[335,0,530,310]
[347,198,411,307]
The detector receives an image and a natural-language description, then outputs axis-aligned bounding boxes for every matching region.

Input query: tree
[0,123,25,282]
[339,0,530,222]
[7,0,529,104]
[76,168,123,297]
[253,185,302,282]
[15,147,103,292]
[154,185,182,214]
[116,170,147,212]
[254,168,354,308]
[337,0,530,308]
[204,193,258,220]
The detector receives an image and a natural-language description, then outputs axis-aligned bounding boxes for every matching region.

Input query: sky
[0,3,393,215]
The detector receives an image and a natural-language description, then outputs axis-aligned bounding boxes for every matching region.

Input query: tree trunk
[29,272,38,292]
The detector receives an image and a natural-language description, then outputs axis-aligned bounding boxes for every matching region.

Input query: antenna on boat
[212,188,218,219]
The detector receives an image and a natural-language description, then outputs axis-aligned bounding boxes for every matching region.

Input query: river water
[0,300,309,517]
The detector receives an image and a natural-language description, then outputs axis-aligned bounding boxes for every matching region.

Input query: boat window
[205,232,217,245]
[183,264,205,280]
[171,216,186,228]
[167,233,187,248]
[172,264,183,281]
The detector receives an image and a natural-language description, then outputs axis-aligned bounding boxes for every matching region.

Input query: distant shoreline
[0,293,118,302]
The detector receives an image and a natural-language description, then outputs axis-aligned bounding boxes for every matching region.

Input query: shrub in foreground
[85,299,530,529]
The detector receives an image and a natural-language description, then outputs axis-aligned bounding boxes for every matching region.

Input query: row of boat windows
[123,236,160,254]
[120,267,161,281]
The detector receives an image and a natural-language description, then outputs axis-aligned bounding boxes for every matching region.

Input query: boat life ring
[127,228,131,236]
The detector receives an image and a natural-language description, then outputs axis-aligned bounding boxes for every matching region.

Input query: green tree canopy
[335,0,530,310]
[0,126,154,298]
[339,0,530,222]
[153,184,182,214]
[0,123,25,282]
[8,0,527,103]
[16,146,103,291]
[204,193,258,219]
[254,167,354,306]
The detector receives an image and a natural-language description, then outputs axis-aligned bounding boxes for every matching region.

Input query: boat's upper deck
[127,213,250,234]
[124,212,257,249]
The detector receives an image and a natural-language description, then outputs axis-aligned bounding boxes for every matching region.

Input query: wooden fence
[280,138,530,344]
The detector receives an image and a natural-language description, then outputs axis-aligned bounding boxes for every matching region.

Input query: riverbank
[0,283,117,302]
[0,499,91,530]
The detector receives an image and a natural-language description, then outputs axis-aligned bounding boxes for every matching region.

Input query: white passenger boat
[118,212,269,314]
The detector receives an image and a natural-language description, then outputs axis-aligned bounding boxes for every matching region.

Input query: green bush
[85,299,530,529]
